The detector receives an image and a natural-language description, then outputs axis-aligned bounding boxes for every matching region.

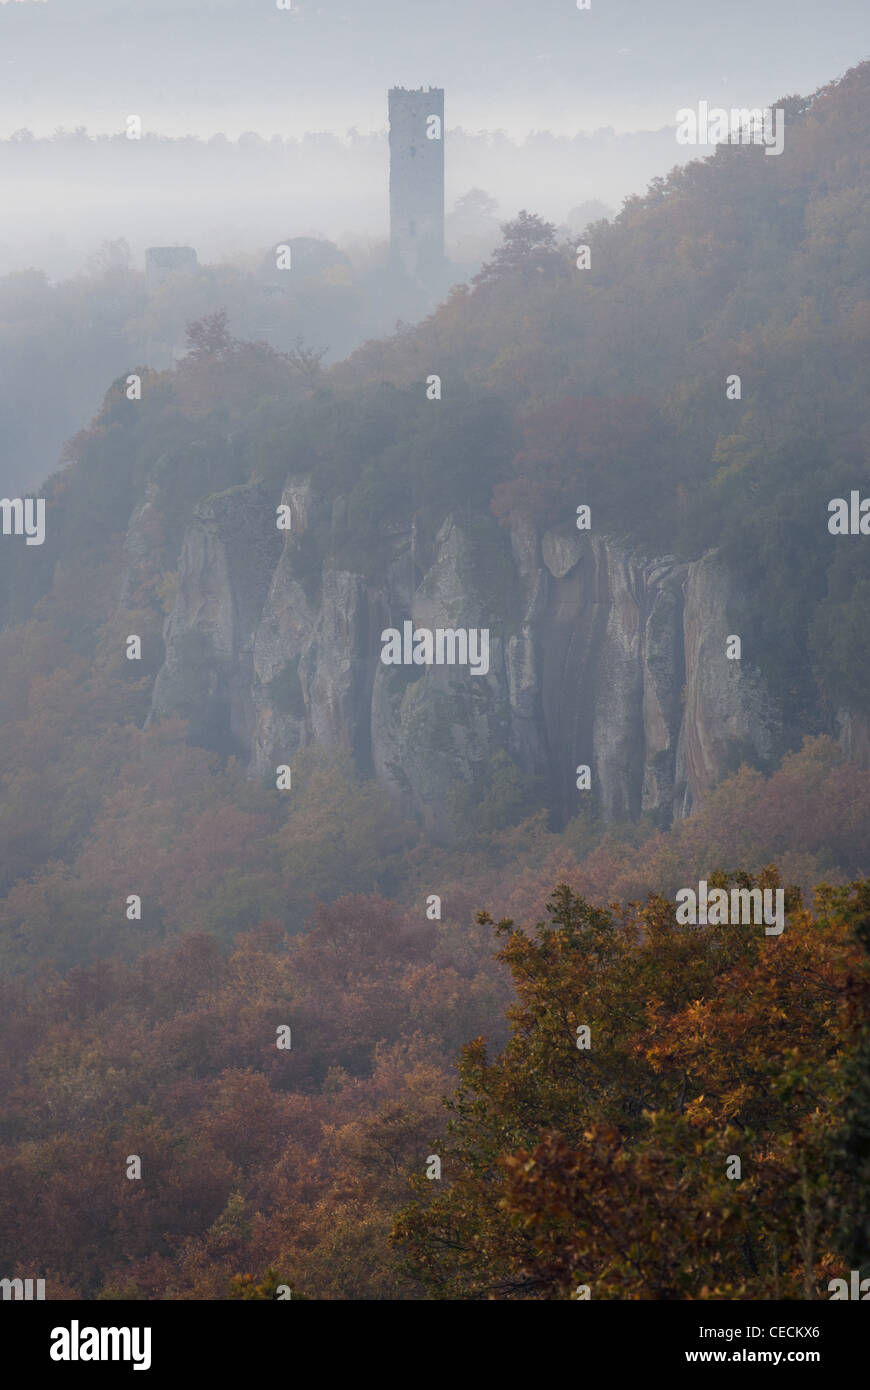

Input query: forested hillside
[1,62,869,1299]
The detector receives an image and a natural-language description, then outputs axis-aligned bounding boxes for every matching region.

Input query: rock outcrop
[148,476,787,835]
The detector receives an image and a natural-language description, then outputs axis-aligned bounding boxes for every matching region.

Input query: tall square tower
[389,87,445,279]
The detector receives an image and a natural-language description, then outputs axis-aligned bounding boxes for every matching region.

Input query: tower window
[410,145,417,157]
[409,220,416,237]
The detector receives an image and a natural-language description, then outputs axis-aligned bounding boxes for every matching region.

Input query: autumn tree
[473,211,566,287]
[392,875,868,1299]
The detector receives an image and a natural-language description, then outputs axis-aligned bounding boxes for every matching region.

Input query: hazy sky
[1,0,868,139]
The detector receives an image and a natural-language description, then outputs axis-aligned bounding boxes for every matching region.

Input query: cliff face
[147,477,787,835]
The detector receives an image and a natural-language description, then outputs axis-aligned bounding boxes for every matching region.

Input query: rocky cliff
[146,476,787,837]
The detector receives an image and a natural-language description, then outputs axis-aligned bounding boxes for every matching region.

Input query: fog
[0,0,867,494]
[1,0,867,138]
[0,126,686,282]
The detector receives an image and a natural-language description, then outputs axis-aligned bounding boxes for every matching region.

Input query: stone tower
[388,87,444,279]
